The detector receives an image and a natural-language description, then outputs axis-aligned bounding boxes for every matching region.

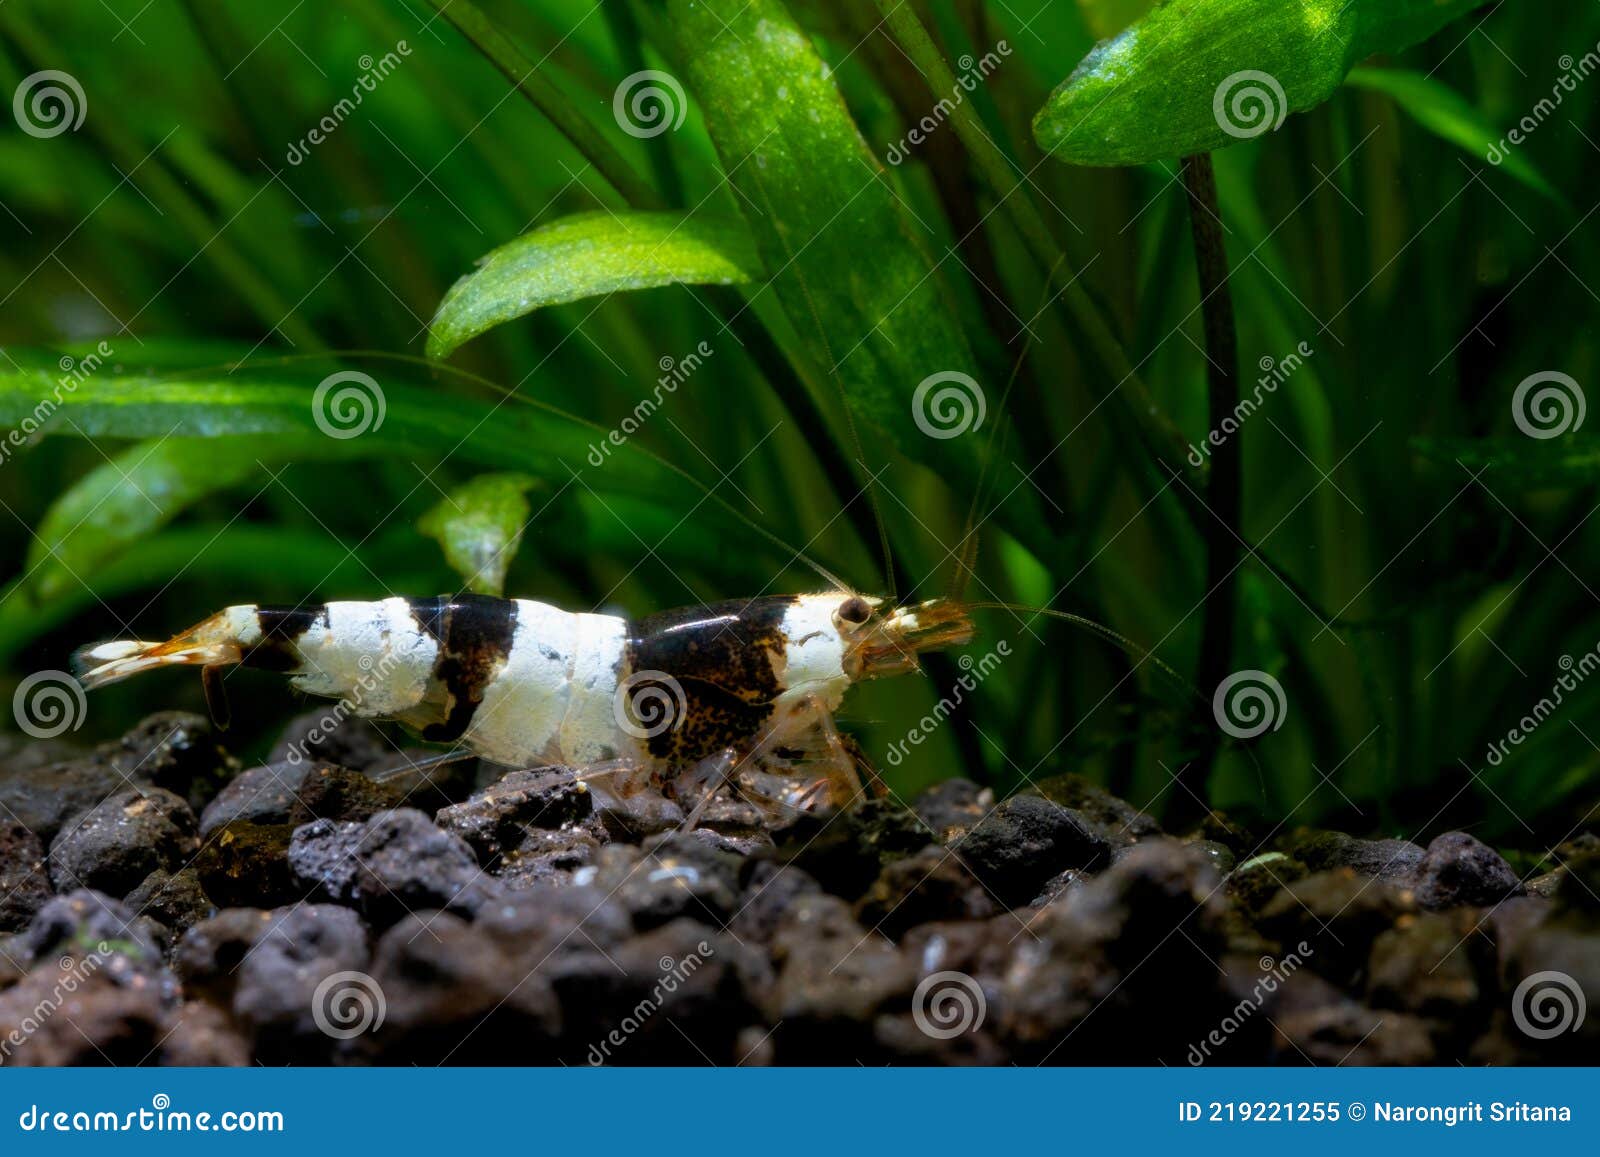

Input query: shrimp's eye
[836,596,872,626]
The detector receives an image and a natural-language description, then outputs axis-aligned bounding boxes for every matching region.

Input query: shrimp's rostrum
[74,592,975,815]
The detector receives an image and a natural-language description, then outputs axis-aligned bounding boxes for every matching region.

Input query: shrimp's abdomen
[77,592,860,775]
[293,596,629,768]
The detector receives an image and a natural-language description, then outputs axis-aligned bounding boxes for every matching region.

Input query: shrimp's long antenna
[948,253,1066,604]
[965,601,1272,810]
[963,602,1197,702]
[200,351,859,596]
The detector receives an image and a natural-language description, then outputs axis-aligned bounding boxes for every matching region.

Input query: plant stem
[422,0,662,210]
[1181,153,1241,810]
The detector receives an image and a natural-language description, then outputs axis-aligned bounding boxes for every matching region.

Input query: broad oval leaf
[418,471,539,596]
[426,211,762,359]
[1035,0,1488,165]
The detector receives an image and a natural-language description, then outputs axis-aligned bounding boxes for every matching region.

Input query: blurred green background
[1,0,1597,847]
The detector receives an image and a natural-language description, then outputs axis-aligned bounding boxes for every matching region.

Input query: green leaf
[0,525,433,666]
[1345,68,1565,206]
[0,353,655,490]
[1413,434,1600,489]
[25,437,308,604]
[427,211,761,359]
[637,0,988,477]
[1035,0,1489,165]
[0,352,836,595]
[418,472,540,596]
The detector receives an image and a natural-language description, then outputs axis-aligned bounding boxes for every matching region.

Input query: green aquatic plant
[0,0,1594,840]
[1036,0,1493,165]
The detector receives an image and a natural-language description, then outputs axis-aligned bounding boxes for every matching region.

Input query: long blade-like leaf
[0,355,646,486]
[637,0,987,467]
[1345,67,1565,206]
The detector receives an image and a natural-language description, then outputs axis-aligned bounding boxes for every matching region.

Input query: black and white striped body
[76,590,974,812]
[83,594,855,772]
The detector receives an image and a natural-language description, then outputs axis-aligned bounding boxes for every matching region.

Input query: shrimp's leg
[791,691,874,808]
[572,757,658,799]
[368,747,479,786]
[201,665,231,730]
[745,692,873,813]
[678,748,740,830]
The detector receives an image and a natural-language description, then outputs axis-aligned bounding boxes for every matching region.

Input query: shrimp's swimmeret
[72,592,975,814]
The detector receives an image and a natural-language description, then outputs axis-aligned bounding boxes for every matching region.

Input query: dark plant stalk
[868,0,1362,648]
[1181,153,1241,808]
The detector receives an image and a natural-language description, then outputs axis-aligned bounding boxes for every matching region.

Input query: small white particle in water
[776,85,789,99]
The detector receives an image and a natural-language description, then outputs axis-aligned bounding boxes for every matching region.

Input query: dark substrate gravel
[0,711,1596,1066]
